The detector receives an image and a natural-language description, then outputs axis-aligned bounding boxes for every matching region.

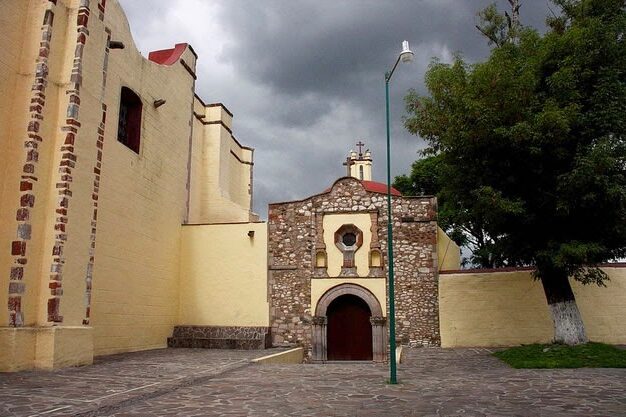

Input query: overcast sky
[117,0,550,218]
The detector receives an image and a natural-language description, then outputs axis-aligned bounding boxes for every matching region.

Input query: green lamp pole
[385,40,414,385]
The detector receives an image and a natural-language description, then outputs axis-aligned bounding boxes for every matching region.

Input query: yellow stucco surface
[0,326,92,372]
[178,223,269,326]
[311,278,387,316]
[323,213,372,277]
[439,266,626,347]
[0,328,37,372]
[437,227,461,271]
[85,1,196,357]
[572,266,626,345]
[0,0,261,371]
[188,99,254,224]
[252,347,304,364]
[34,327,93,370]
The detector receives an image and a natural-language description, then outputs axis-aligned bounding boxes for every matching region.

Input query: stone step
[168,326,272,350]
[172,325,269,340]
[167,337,265,350]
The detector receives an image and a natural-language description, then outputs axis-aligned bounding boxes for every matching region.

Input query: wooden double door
[326,294,373,361]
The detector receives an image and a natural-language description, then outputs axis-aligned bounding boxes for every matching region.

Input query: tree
[394,154,502,267]
[403,0,626,344]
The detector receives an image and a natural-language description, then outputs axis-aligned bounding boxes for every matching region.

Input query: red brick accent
[20,194,35,207]
[10,267,23,280]
[11,241,26,256]
[8,282,25,294]
[47,297,62,322]
[16,209,29,221]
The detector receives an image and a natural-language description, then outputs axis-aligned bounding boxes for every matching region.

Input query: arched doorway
[312,284,387,362]
[327,294,373,360]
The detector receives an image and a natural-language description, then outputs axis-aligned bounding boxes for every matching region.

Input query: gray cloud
[118,0,551,217]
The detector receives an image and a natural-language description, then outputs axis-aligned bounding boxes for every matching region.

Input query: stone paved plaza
[1,347,624,417]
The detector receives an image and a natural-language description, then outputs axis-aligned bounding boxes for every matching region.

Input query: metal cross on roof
[356,141,365,156]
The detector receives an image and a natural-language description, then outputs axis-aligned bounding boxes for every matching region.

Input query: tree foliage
[402,0,626,285]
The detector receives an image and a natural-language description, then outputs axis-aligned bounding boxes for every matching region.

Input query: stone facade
[268,177,439,361]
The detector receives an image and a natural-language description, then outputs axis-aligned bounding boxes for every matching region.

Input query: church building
[3,0,621,373]
[0,0,261,371]
[267,145,451,361]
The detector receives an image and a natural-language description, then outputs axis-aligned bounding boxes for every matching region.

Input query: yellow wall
[439,266,626,347]
[0,0,70,328]
[311,278,387,316]
[178,222,269,326]
[188,99,254,224]
[573,266,626,344]
[34,326,93,370]
[0,0,199,358]
[0,327,92,372]
[437,227,461,271]
[0,328,37,372]
[323,213,372,277]
[86,1,196,356]
[0,0,34,329]
[0,0,260,370]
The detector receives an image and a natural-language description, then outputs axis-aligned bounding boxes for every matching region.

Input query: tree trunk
[540,273,588,345]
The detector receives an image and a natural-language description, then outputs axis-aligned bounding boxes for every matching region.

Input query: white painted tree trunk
[548,300,588,345]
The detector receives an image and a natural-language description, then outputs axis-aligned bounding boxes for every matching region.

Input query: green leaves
[399,0,626,277]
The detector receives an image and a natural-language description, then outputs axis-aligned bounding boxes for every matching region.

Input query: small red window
[117,87,142,153]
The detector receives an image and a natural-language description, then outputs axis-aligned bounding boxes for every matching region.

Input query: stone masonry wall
[268,177,439,361]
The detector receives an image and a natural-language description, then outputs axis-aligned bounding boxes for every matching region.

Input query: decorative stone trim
[370,316,387,362]
[369,211,380,249]
[46,0,92,323]
[83,26,110,325]
[315,284,383,317]
[311,316,327,362]
[7,2,57,327]
[268,265,298,270]
[312,284,386,363]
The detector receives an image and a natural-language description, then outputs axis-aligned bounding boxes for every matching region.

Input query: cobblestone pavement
[0,349,277,417]
[1,348,625,417]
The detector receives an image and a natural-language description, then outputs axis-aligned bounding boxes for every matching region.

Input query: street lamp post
[385,40,414,385]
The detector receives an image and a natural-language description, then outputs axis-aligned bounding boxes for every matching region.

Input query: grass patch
[493,342,626,368]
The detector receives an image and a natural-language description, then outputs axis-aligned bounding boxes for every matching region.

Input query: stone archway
[312,284,386,362]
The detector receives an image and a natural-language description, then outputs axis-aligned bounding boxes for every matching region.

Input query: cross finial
[342,155,354,176]
[356,141,365,156]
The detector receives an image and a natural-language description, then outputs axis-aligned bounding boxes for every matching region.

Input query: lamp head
[400,40,414,63]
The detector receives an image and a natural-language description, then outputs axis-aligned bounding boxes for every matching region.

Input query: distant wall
[188,98,254,224]
[439,265,626,347]
[178,222,269,326]
[437,227,460,271]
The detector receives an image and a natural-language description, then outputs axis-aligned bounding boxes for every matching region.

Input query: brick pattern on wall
[47,0,92,323]
[7,2,57,327]
[268,178,440,360]
[83,26,110,325]
[97,0,107,21]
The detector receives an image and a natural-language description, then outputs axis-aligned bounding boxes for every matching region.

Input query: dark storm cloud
[118,0,551,216]
[218,1,547,99]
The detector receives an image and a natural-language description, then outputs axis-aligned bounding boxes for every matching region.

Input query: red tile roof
[322,179,402,196]
[361,180,402,196]
[148,43,188,66]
